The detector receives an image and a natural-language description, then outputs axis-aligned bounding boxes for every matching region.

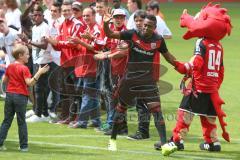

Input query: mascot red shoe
[162,3,232,156]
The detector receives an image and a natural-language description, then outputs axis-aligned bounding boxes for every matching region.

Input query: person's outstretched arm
[25,64,50,87]
[103,10,121,39]
[162,51,176,66]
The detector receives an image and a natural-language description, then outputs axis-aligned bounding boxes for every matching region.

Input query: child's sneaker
[108,139,117,151]
[199,142,221,152]
[161,142,178,156]
[0,145,7,151]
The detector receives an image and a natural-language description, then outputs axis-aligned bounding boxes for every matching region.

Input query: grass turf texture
[0,2,239,160]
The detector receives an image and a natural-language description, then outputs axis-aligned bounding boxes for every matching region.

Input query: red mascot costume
[161,3,232,156]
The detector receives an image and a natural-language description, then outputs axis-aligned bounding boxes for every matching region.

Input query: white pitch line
[6,138,160,156]
[27,134,127,139]
[7,139,234,160]
[25,134,240,142]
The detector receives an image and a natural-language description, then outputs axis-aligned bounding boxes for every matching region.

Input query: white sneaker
[25,110,35,118]
[26,115,43,123]
[49,112,57,119]
[108,139,117,151]
[41,115,51,122]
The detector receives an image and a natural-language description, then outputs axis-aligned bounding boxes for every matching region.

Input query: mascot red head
[180,2,232,41]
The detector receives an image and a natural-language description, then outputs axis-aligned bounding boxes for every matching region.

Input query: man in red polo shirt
[45,1,85,123]
[68,7,104,128]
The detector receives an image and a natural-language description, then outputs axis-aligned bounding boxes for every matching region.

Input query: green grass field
[0,2,240,160]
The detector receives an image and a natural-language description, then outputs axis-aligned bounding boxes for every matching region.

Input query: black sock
[153,112,167,144]
[111,111,126,140]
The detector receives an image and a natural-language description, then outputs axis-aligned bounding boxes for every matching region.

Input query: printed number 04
[208,50,221,71]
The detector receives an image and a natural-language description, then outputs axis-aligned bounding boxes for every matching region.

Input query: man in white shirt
[48,2,64,66]
[47,2,64,119]
[21,6,52,123]
[146,0,172,39]
[126,0,142,30]
[43,0,54,24]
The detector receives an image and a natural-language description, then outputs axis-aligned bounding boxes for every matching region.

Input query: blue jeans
[75,77,101,127]
[0,93,28,149]
[102,91,115,126]
[97,60,116,126]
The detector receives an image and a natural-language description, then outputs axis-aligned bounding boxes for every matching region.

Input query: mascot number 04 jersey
[193,38,224,93]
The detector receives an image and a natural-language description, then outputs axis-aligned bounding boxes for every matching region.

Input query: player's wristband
[33,77,38,81]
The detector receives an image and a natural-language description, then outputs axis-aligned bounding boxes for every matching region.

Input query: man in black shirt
[104,13,176,151]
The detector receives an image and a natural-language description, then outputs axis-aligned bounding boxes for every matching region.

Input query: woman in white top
[4,0,22,31]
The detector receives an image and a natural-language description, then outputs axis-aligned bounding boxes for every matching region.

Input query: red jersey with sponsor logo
[192,38,224,93]
[74,23,104,77]
[5,62,32,96]
[54,16,85,67]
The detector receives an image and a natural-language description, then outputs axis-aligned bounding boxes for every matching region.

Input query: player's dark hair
[132,0,142,9]
[146,0,159,12]
[146,14,157,26]
[134,10,147,20]
[52,2,62,12]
